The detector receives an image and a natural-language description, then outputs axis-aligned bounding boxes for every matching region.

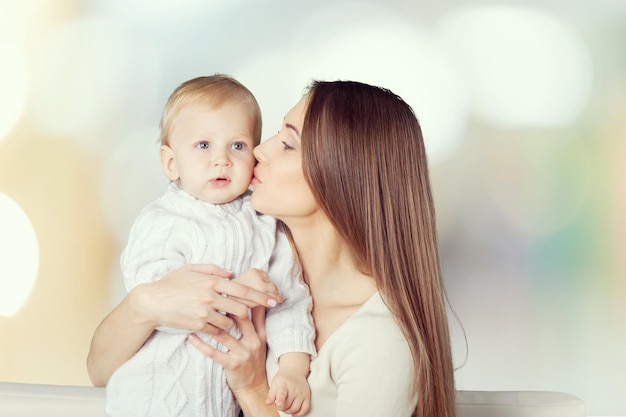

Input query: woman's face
[251,96,318,222]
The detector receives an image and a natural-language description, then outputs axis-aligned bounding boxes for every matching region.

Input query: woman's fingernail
[268,298,277,307]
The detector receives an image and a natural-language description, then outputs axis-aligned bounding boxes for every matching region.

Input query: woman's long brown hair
[301,80,456,417]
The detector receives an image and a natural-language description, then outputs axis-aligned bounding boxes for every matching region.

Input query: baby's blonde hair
[159,74,262,146]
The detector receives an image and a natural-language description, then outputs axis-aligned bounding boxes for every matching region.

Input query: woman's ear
[160,145,179,181]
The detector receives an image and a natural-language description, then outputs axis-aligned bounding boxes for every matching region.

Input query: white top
[106,183,315,417]
[121,182,316,357]
[267,292,417,417]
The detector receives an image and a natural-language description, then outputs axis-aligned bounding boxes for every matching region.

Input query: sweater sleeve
[120,205,196,292]
[264,227,317,360]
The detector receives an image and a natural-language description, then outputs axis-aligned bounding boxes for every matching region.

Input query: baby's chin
[193,186,250,205]
[199,195,240,205]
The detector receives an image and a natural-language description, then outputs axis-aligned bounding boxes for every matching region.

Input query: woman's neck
[287,215,343,278]
[286,214,378,350]
[287,215,377,306]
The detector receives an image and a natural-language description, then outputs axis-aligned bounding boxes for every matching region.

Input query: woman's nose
[253,141,266,162]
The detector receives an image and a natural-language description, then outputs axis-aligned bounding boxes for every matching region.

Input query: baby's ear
[160,145,179,181]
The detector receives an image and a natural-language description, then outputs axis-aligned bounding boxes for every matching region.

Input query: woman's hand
[188,305,268,391]
[87,264,281,387]
[188,306,279,416]
[136,264,282,334]
[231,268,282,308]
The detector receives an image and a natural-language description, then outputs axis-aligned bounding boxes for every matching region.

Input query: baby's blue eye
[197,141,210,149]
[231,142,245,151]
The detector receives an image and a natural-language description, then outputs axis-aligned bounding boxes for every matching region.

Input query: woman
[87,80,456,417]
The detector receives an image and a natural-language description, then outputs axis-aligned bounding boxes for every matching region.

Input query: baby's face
[163,102,256,204]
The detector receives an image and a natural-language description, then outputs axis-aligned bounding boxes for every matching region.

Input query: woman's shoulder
[311,292,416,405]
[350,292,397,325]
[326,292,408,352]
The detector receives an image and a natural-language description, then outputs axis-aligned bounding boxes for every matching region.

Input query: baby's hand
[267,369,311,417]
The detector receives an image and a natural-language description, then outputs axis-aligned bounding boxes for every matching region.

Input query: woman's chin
[250,191,267,213]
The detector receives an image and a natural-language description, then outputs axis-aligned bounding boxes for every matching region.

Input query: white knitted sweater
[105,182,315,417]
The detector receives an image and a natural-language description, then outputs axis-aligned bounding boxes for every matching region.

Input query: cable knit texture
[105,182,316,417]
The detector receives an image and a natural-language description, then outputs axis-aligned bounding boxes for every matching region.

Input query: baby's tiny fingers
[284,397,303,415]
[275,388,288,402]
[265,389,276,406]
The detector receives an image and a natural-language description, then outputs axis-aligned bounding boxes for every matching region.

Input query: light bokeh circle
[29,17,162,152]
[483,135,592,237]
[0,193,39,316]
[438,4,593,128]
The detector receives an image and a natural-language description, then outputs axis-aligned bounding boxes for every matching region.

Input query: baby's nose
[212,149,232,166]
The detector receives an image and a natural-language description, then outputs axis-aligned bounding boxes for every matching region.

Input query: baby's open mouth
[210,177,231,186]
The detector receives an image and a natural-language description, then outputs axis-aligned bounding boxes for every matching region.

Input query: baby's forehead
[175,100,251,119]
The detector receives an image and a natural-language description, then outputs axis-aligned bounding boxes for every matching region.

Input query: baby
[105,74,315,417]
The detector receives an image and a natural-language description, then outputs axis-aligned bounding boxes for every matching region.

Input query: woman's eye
[197,141,210,149]
[231,142,246,151]
[281,140,295,151]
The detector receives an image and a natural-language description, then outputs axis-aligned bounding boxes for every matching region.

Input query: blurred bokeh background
[0,0,624,415]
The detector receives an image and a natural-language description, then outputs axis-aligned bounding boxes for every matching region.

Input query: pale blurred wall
[0,0,624,415]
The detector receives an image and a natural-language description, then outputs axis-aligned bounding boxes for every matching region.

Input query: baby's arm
[268,352,311,417]
[264,228,316,358]
[263,227,315,416]
[232,267,310,415]
[121,207,192,291]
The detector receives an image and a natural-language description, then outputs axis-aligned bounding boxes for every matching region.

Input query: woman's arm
[86,284,155,387]
[188,306,279,417]
[86,264,281,387]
